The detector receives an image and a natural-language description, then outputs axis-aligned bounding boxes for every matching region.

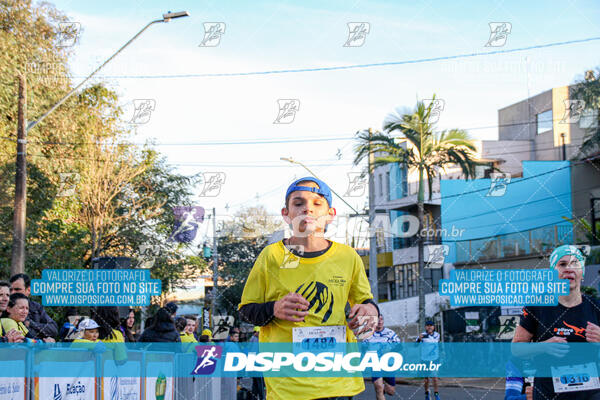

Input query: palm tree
[572,68,600,159]
[353,95,484,332]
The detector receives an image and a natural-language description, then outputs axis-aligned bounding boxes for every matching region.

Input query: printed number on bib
[292,326,346,347]
[301,336,337,350]
[551,363,600,393]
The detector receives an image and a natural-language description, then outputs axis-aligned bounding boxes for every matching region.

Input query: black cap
[165,302,178,314]
[425,320,435,326]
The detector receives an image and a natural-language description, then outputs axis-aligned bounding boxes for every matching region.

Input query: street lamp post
[10,11,190,276]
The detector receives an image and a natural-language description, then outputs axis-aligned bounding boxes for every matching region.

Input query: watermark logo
[26,61,69,86]
[57,22,81,47]
[281,245,304,269]
[344,172,367,197]
[57,172,80,197]
[169,206,205,243]
[129,99,156,124]
[138,245,160,268]
[199,22,226,47]
[485,22,511,47]
[425,99,445,124]
[192,345,223,375]
[425,244,449,268]
[560,99,586,124]
[344,22,370,47]
[274,99,300,124]
[200,172,226,197]
[486,172,511,197]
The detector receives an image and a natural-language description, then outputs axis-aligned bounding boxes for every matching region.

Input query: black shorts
[372,377,396,386]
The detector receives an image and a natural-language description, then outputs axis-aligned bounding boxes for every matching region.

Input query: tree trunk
[417,165,426,334]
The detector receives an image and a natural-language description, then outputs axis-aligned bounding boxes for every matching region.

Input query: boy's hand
[274,293,310,322]
[348,303,378,340]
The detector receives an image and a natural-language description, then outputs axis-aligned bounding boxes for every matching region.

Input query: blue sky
[49,0,600,228]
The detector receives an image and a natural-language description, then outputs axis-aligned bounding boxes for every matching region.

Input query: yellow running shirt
[239,240,373,400]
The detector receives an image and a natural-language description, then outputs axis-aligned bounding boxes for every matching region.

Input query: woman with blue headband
[512,245,600,399]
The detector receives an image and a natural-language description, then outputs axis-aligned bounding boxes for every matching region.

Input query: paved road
[354,382,504,400]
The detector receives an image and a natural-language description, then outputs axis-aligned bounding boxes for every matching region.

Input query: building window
[387,263,442,300]
[379,174,383,197]
[386,171,390,201]
[389,163,408,200]
[536,109,553,135]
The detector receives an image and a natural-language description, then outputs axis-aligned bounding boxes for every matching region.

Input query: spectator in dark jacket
[139,308,181,343]
[10,274,58,340]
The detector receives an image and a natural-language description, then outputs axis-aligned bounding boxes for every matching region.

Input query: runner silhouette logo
[192,345,223,375]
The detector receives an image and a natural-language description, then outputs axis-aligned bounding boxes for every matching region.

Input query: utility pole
[9,11,189,277]
[11,75,27,276]
[368,128,379,301]
[210,207,219,328]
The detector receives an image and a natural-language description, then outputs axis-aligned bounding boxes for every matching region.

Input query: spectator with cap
[10,273,58,340]
[199,328,212,342]
[165,302,178,317]
[72,318,107,354]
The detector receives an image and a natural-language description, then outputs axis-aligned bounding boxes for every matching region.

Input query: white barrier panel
[144,353,174,400]
[101,351,143,400]
[34,349,95,400]
[102,376,141,400]
[0,348,27,400]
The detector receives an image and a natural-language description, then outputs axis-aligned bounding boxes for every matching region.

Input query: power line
[0,113,589,147]
[70,36,600,79]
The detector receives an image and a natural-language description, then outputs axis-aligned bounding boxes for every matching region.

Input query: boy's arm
[240,297,373,326]
[239,302,276,326]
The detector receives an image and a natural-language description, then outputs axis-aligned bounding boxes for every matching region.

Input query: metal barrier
[32,347,96,400]
[0,346,28,400]
[174,353,237,400]
[0,345,238,400]
[98,350,144,400]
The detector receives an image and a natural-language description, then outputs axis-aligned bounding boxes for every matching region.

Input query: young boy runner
[239,177,379,400]
[417,320,441,400]
[364,315,401,400]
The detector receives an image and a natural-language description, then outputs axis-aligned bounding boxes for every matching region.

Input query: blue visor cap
[285,177,333,208]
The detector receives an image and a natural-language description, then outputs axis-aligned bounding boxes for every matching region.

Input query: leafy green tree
[213,206,282,316]
[0,1,208,326]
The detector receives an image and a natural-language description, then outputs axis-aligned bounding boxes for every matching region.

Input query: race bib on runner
[292,326,346,350]
[551,363,600,393]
